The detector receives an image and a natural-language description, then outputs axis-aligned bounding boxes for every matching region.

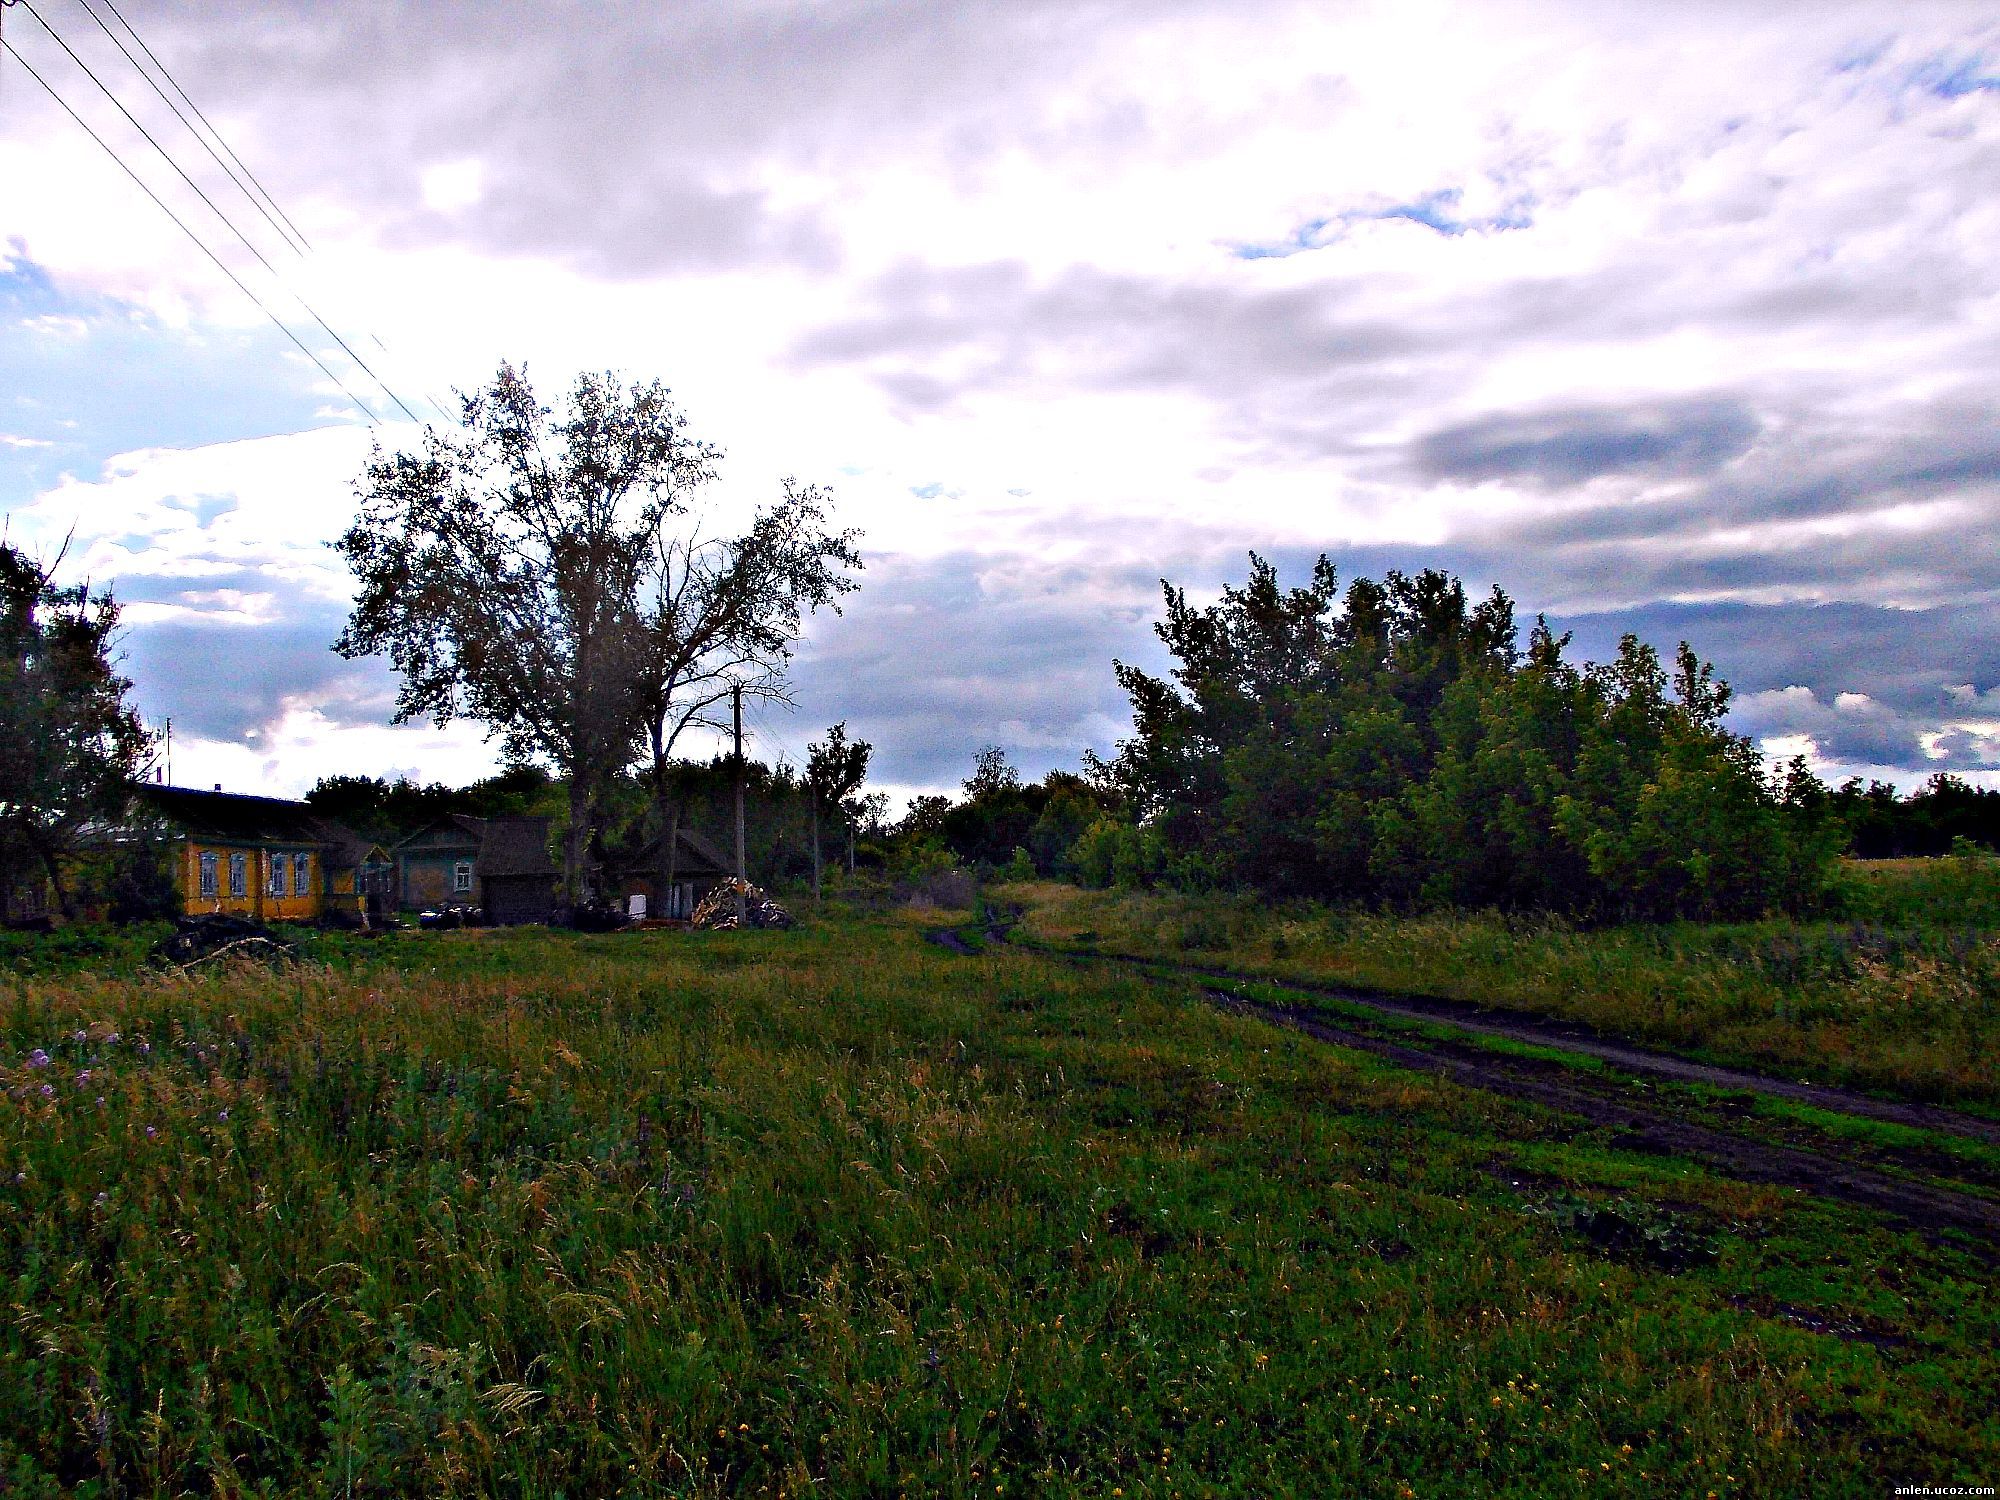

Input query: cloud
[1411,397,1762,488]
[5,0,2000,802]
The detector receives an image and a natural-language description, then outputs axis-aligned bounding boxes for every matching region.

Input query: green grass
[999,869,2000,1112]
[0,910,1995,1495]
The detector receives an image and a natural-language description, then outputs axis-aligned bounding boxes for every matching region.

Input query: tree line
[1056,555,1836,920]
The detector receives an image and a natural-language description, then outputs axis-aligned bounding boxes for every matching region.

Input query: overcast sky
[2,0,1996,806]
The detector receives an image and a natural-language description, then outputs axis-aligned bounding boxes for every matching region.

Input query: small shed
[616,826,732,919]
[477,816,558,926]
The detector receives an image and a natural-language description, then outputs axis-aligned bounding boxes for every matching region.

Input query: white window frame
[267,852,287,897]
[228,852,247,898]
[453,859,473,894]
[198,851,218,898]
[293,852,311,897]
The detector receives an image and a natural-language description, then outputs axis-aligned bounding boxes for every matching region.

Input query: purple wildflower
[74,1071,91,1086]
[144,1125,158,1139]
[104,1033,119,1046]
[136,1041,150,1057]
[27,1050,48,1069]
[95,1096,106,1108]
[218,1109,229,1122]
[39,1084,54,1099]
[72,1030,86,1044]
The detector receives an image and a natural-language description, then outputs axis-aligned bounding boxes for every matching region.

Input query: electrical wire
[71,0,308,258]
[0,36,378,423]
[84,0,456,427]
[17,0,426,425]
[94,0,312,253]
[92,0,456,427]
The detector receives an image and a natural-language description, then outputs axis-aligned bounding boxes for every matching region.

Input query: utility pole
[732,682,747,925]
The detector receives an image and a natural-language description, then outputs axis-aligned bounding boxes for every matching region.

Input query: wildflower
[95,1096,105,1108]
[144,1126,158,1139]
[27,1050,48,1069]
[72,1030,86,1043]
[94,1191,108,1207]
[39,1084,54,1099]
[218,1110,229,1122]
[136,1042,150,1057]
[75,1070,91,1086]
[104,1033,119,1046]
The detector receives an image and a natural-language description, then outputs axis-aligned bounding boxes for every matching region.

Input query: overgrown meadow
[1003,856,2000,1113]
[1,904,1995,1495]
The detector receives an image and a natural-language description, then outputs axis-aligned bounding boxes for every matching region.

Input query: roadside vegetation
[999,852,2000,1113]
[2,904,1997,1495]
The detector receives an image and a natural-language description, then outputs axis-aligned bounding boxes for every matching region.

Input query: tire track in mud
[1201,985,2000,1245]
[993,930,2000,1148]
[944,923,2000,1246]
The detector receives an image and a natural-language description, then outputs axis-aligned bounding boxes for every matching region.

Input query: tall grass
[0,915,1994,1494]
[1001,863,2000,1111]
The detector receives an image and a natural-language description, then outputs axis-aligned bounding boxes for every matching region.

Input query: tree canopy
[0,542,153,919]
[1097,554,1838,921]
[335,363,860,902]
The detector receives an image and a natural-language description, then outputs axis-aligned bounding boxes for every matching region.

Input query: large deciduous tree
[335,363,714,901]
[0,542,153,921]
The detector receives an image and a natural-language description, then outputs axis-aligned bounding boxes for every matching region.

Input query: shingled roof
[614,826,732,878]
[472,816,556,879]
[135,785,371,866]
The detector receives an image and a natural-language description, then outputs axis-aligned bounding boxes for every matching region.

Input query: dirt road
[935,922,2000,1248]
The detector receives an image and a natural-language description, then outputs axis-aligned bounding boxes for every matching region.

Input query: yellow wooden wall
[175,841,351,920]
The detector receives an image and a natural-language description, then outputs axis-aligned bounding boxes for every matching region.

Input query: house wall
[400,851,479,908]
[176,841,324,921]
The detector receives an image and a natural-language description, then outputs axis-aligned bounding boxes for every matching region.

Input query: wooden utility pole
[732,682,747,924]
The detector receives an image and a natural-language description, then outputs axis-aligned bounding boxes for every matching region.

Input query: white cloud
[1,0,1996,793]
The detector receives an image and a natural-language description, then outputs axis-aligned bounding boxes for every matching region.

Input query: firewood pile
[152,913,296,968]
[690,878,794,931]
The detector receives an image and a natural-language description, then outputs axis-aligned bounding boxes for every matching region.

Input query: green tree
[805,722,872,902]
[0,543,153,921]
[1104,556,1836,920]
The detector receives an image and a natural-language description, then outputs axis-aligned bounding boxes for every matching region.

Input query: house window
[453,860,473,894]
[268,853,287,897]
[293,853,311,897]
[228,853,247,898]
[198,851,218,898]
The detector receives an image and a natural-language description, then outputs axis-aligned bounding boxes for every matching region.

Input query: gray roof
[617,825,732,878]
[475,815,557,880]
[136,785,371,867]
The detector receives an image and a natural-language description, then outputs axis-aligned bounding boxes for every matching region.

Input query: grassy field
[1,903,1996,1495]
[997,856,2000,1113]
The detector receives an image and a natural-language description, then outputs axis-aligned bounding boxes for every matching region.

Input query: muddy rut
[934,924,2000,1246]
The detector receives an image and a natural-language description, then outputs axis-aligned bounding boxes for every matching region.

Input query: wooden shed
[615,826,732,919]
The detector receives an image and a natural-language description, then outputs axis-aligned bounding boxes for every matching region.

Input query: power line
[0,36,379,423]
[17,1,425,425]
[94,0,313,254]
[86,0,453,428]
[71,0,308,258]
[19,0,284,278]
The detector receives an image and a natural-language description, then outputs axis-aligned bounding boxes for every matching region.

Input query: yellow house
[138,785,385,922]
